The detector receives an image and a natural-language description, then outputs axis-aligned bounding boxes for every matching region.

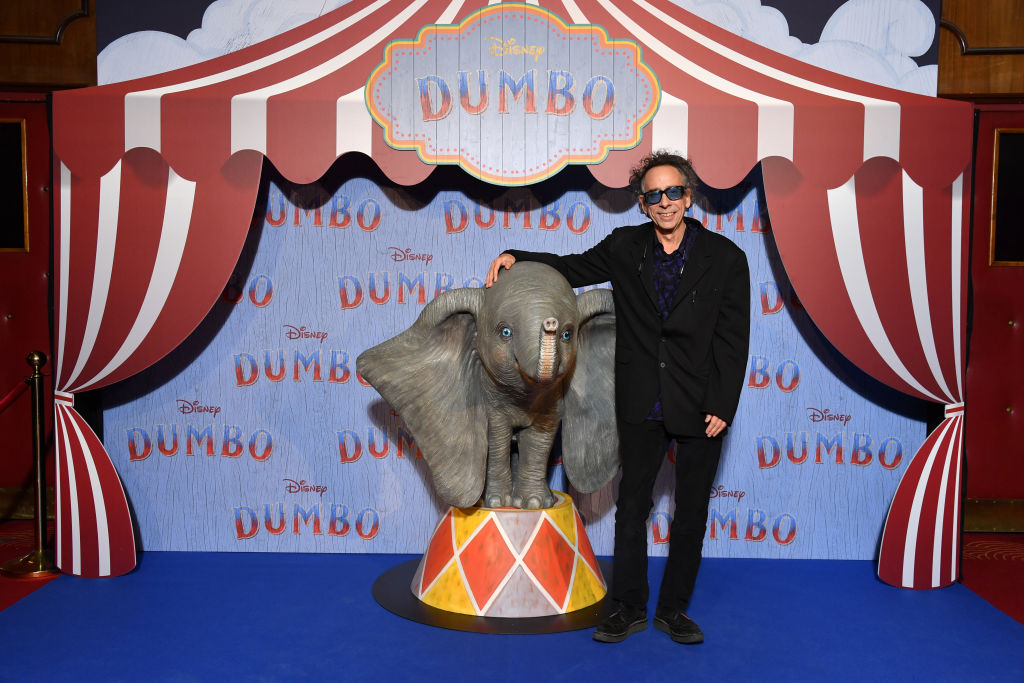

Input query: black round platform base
[372,558,614,635]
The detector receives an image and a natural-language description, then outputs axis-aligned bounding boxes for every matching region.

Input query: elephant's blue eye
[500,326,512,339]
[561,330,572,341]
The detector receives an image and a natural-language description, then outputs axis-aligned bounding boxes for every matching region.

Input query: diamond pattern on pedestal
[523,516,577,609]
[566,556,605,612]
[453,505,490,549]
[411,491,606,617]
[485,565,557,617]
[458,516,516,611]
[421,560,475,615]
[574,508,600,577]
[418,508,455,594]
[550,502,577,546]
[495,509,542,553]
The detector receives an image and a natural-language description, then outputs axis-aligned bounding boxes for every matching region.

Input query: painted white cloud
[98,0,350,84]
[99,0,938,95]
[671,0,938,95]
[795,0,937,94]
[98,31,207,84]
[675,0,806,55]
[186,0,350,58]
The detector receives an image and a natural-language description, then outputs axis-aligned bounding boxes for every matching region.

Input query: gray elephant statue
[356,261,618,510]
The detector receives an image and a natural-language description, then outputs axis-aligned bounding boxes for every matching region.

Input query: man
[485,151,750,644]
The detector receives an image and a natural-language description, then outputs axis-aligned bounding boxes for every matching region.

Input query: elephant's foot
[512,488,555,510]
[483,485,514,508]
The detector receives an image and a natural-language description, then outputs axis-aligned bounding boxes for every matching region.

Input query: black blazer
[507,217,750,436]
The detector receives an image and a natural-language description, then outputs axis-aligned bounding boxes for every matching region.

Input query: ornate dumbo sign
[365,3,659,185]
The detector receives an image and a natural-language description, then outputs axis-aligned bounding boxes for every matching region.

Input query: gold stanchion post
[0,351,59,579]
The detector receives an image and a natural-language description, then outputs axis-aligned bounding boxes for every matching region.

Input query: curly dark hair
[628,150,699,203]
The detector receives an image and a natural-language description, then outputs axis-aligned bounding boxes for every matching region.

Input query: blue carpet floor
[1,553,1022,682]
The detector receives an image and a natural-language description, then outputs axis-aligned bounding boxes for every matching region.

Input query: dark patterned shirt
[647,224,698,420]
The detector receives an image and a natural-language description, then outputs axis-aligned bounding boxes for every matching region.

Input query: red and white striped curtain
[52,150,263,576]
[763,157,968,588]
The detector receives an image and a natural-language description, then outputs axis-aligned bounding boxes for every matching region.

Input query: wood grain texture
[0,0,95,88]
[0,0,90,44]
[939,0,1024,96]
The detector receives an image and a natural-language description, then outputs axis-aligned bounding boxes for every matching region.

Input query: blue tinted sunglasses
[641,185,686,204]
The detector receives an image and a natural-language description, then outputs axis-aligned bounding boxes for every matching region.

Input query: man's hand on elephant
[485,253,516,288]
[704,414,727,438]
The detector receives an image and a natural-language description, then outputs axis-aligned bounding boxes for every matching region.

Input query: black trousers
[611,418,723,612]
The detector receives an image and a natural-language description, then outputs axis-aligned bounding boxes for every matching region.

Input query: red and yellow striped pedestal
[410,491,606,617]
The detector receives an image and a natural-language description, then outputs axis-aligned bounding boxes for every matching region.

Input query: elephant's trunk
[537,317,559,381]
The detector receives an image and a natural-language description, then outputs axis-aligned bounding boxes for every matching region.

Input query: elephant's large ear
[357,289,487,508]
[562,288,618,493]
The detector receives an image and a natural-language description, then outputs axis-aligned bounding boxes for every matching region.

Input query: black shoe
[593,601,647,643]
[654,608,704,644]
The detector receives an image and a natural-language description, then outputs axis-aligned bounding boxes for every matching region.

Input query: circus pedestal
[411,491,607,618]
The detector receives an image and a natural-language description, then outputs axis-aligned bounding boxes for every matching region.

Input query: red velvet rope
[0,381,28,416]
